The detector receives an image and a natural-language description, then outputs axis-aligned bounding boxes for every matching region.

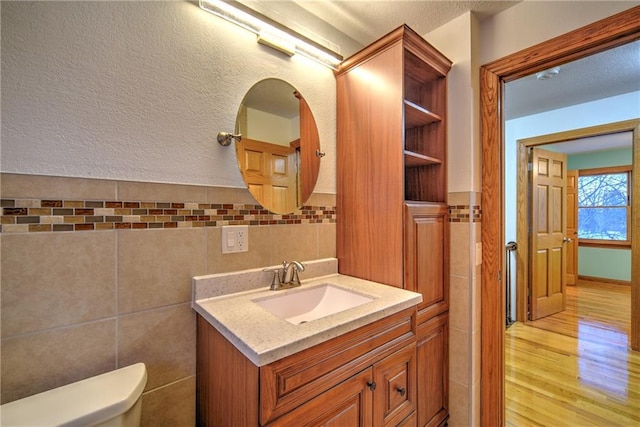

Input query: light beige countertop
[192,261,421,366]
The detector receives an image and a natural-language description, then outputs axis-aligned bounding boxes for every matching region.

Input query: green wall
[567,147,632,169]
[578,247,631,281]
[568,146,632,282]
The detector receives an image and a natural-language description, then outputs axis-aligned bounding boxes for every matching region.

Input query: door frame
[515,121,639,323]
[480,6,640,425]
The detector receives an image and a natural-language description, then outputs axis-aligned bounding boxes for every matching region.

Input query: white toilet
[0,363,147,427]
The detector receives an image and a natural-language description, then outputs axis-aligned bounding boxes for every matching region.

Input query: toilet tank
[0,363,147,427]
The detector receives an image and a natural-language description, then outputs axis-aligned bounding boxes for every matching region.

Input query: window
[578,166,631,247]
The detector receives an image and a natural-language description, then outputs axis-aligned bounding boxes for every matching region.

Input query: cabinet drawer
[260,307,416,425]
[266,368,374,427]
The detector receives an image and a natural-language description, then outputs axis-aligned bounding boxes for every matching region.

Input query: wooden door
[530,148,567,320]
[566,170,579,285]
[268,368,374,427]
[236,138,297,213]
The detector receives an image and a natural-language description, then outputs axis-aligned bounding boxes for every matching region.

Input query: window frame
[577,165,632,249]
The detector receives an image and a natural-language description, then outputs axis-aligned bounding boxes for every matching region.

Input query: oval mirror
[234,79,321,214]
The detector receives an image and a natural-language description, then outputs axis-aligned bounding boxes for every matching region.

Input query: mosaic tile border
[449,205,482,223]
[0,198,336,233]
[1,198,479,233]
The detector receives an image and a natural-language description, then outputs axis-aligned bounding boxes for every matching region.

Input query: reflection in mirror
[235,79,320,214]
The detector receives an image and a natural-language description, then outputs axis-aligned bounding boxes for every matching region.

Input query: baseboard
[578,275,631,286]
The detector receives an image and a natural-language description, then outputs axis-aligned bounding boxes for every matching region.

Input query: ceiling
[547,131,633,155]
[504,40,640,121]
[240,0,520,56]
[235,1,639,152]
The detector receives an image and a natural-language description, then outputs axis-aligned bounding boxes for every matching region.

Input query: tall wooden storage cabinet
[335,25,451,427]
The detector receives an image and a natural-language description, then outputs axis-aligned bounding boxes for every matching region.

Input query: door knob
[397,387,406,396]
[367,381,376,391]
[563,237,572,243]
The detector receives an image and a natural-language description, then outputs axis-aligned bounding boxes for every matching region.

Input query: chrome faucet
[263,260,305,290]
[282,260,305,286]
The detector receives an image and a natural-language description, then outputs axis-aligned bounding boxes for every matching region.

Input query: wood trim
[482,7,640,81]
[335,25,451,77]
[578,275,631,286]
[480,6,640,426]
[480,65,504,427]
[632,121,640,350]
[515,140,529,323]
[579,240,631,249]
[517,119,640,145]
[578,165,632,176]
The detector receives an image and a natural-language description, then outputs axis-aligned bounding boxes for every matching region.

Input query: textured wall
[0,1,337,425]
[0,1,337,193]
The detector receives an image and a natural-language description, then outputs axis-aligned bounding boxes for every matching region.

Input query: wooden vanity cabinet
[335,25,451,427]
[196,307,418,426]
[271,343,417,427]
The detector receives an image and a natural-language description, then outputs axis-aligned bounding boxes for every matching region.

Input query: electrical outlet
[221,225,249,254]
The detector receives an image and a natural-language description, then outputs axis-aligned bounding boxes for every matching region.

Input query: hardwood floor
[505,280,640,426]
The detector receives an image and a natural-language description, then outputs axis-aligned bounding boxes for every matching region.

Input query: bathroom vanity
[192,263,422,426]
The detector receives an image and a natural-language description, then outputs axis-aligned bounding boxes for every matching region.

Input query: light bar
[199,0,343,69]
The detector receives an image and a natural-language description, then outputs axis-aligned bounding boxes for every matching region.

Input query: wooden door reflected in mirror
[235,79,320,214]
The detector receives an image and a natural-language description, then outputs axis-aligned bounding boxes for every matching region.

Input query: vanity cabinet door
[416,313,448,427]
[266,368,374,427]
[373,343,417,426]
[404,203,449,323]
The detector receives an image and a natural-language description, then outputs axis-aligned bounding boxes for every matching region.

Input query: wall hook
[217,132,242,146]
[315,149,326,158]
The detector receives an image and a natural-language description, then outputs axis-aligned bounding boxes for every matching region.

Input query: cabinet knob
[397,387,406,396]
[367,381,377,391]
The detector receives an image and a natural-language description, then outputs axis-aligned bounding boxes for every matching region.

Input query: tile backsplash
[1,173,481,426]
[1,199,336,233]
[0,173,337,425]
[2,198,476,233]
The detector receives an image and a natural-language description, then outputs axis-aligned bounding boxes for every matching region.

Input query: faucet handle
[289,261,305,285]
[263,268,282,289]
[290,269,301,286]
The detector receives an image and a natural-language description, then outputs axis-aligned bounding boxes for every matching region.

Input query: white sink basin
[252,283,376,325]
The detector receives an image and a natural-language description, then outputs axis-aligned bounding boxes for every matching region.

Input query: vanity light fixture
[199,0,343,69]
[257,31,295,57]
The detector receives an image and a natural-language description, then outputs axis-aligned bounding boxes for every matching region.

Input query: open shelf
[404,100,441,128]
[404,150,442,167]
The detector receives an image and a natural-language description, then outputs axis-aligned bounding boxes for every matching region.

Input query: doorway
[479,7,640,426]
[513,122,636,324]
